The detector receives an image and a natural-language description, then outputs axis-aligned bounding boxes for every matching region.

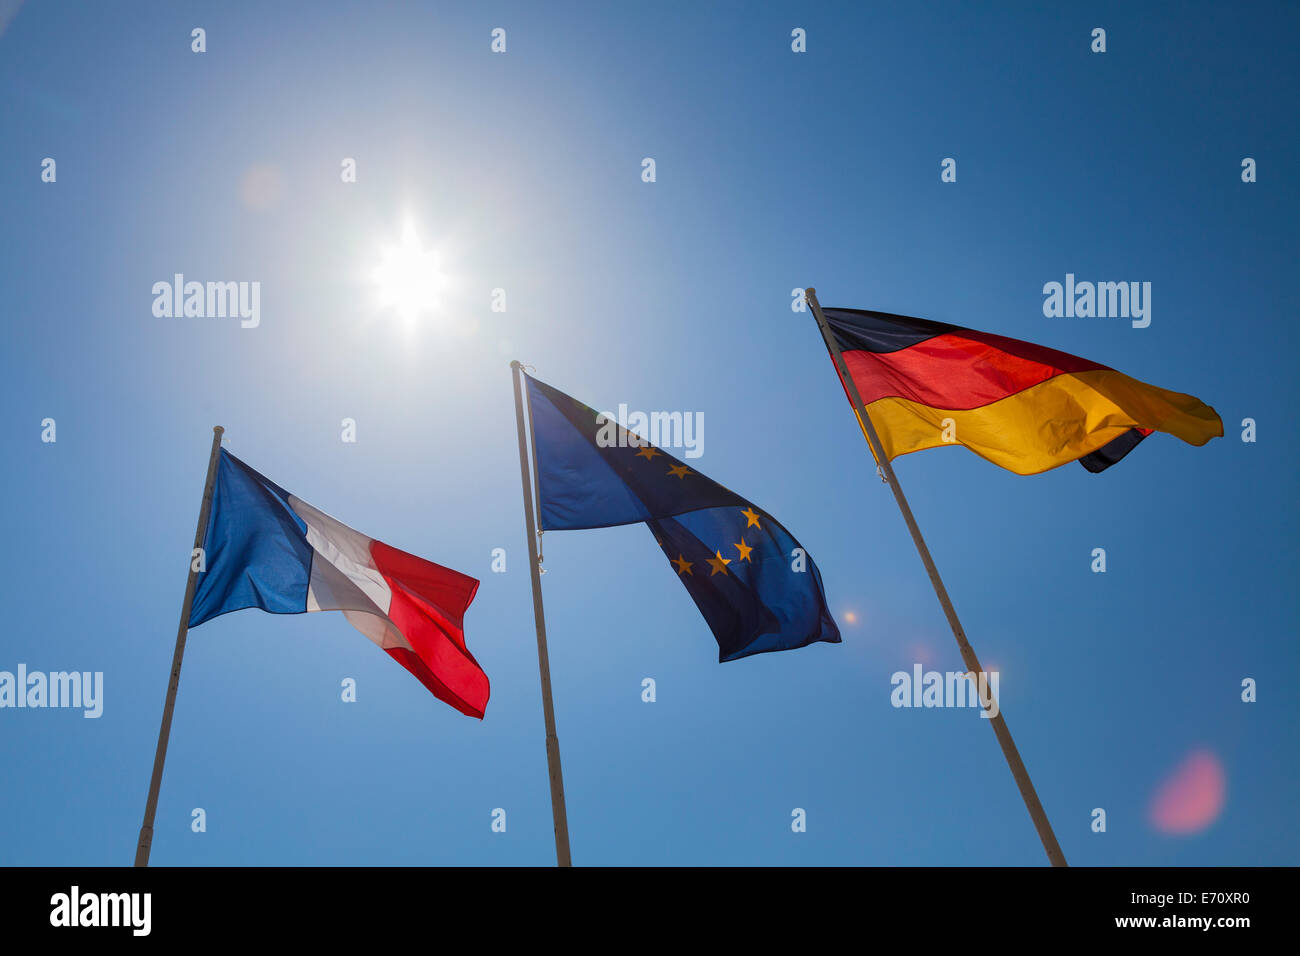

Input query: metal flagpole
[134,424,224,867]
[804,289,1068,867]
[510,361,573,867]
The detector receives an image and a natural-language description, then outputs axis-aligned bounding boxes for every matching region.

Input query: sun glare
[371,220,444,325]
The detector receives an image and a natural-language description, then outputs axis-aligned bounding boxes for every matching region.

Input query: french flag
[189,450,489,718]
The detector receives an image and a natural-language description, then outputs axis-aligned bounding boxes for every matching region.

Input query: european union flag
[524,373,841,661]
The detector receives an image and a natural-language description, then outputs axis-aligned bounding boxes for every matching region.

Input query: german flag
[822,307,1223,475]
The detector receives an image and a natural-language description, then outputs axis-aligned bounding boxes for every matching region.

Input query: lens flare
[1149,748,1226,835]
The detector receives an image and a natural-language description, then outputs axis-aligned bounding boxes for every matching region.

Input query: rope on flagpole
[520,365,547,571]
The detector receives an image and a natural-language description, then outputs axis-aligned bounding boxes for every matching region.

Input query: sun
[371,219,444,325]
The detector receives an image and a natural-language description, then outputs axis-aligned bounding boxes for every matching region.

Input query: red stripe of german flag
[823,308,1222,475]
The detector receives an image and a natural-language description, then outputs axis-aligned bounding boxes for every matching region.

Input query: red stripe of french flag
[372,540,488,718]
[289,494,489,719]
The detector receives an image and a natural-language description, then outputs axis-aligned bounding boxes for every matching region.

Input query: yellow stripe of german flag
[864,368,1223,475]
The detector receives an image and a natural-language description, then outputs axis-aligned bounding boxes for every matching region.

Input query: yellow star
[635,445,661,461]
[740,507,761,529]
[733,539,753,562]
[671,554,693,576]
[707,550,732,576]
[667,464,691,479]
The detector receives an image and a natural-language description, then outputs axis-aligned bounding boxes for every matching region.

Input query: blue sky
[1,0,1296,866]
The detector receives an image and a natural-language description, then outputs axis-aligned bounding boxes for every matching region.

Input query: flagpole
[510,361,574,867]
[804,289,1068,867]
[134,424,224,867]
